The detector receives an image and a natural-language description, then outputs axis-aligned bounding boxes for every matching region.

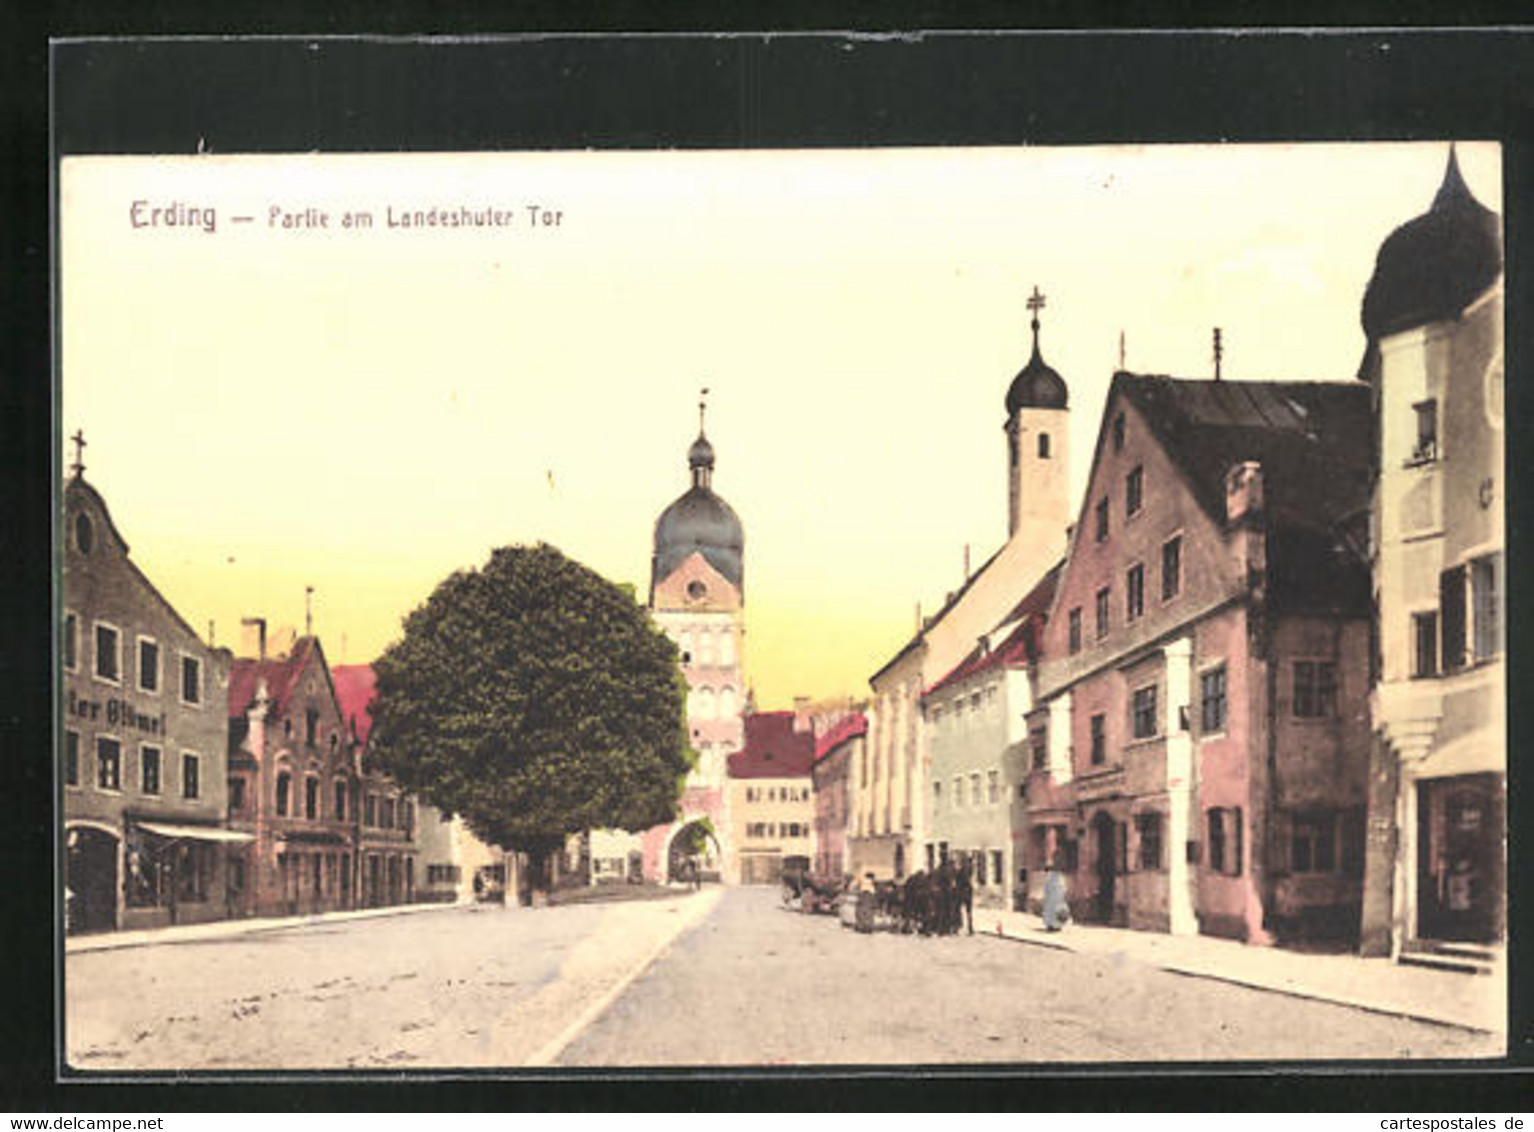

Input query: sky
[60,142,1501,708]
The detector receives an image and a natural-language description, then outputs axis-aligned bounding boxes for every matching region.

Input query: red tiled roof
[330,664,378,744]
[814,713,867,762]
[726,711,815,779]
[227,636,321,719]
[924,560,1062,699]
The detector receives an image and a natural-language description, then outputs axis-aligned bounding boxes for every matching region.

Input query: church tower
[643,391,745,882]
[1004,286,1071,545]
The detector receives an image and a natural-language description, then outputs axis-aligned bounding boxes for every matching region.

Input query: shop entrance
[66,826,118,934]
[1091,811,1117,923]
[1417,774,1504,943]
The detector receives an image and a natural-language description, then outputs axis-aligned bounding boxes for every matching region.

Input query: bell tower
[1004,285,1071,545]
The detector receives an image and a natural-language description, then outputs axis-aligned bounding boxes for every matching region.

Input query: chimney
[240,617,267,661]
[792,696,812,734]
[1225,461,1264,524]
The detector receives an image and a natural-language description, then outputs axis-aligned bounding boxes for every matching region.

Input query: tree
[366,543,692,892]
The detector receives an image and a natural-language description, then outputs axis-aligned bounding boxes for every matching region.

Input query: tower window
[1037,433,1051,459]
[1410,399,1438,464]
[687,580,707,600]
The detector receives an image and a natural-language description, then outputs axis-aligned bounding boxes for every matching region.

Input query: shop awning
[135,821,254,844]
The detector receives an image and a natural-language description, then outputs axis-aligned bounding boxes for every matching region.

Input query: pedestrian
[689,857,702,891]
[936,857,957,935]
[1042,858,1070,932]
[956,857,974,935]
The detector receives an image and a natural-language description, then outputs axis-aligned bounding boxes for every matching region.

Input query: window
[1094,498,1109,542]
[987,769,999,804]
[933,780,942,809]
[305,776,319,819]
[953,776,963,806]
[334,779,347,820]
[382,797,396,829]
[1200,667,1227,733]
[974,852,987,886]
[1440,565,1467,673]
[96,736,121,790]
[306,708,319,747]
[1472,553,1501,663]
[75,511,95,554]
[95,623,121,683]
[276,772,291,816]
[1090,713,1105,764]
[1207,807,1243,876]
[138,638,160,693]
[1136,812,1163,871]
[1068,608,1082,654]
[229,776,246,812]
[1161,536,1182,601]
[1411,398,1438,463]
[1132,685,1158,740]
[182,753,200,800]
[1293,661,1338,718]
[1413,611,1439,678]
[720,630,735,666]
[1095,588,1110,639]
[991,850,1004,888]
[141,745,162,794]
[1029,727,1047,771]
[1126,563,1145,620]
[1037,432,1051,458]
[969,773,981,806]
[65,730,80,786]
[64,613,79,671]
[1126,465,1143,516]
[1112,412,1126,452]
[181,655,201,705]
[1292,811,1336,873]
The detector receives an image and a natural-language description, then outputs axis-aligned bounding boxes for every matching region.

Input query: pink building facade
[1029,373,1373,945]
[811,714,865,881]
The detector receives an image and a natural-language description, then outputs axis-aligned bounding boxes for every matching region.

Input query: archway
[1091,811,1117,923]
[66,825,118,934]
[666,819,722,884]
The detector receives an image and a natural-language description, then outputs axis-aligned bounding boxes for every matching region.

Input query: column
[1164,636,1196,936]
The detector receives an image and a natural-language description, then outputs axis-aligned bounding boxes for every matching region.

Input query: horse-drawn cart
[780,857,844,915]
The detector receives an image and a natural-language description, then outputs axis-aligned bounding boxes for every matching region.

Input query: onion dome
[653,407,743,588]
[1361,147,1502,341]
[1006,287,1069,414]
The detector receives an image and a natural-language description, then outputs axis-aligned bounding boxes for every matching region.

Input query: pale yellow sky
[60,143,1501,708]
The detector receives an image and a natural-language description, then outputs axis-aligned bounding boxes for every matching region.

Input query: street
[67,887,1497,1070]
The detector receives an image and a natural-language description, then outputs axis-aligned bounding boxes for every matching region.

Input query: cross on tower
[698,386,710,434]
[1026,285,1047,330]
[69,429,87,478]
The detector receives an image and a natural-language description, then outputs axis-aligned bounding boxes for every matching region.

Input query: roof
[227,636,330,720]
[330,664,378,744]
[1361,147,1502,341]
[726,711,816,779]
[924,559,1063,698]
[813,713,868,763]
[1115,373,1372,612]
[868,542,1006,686]
[1006,333,1069,414]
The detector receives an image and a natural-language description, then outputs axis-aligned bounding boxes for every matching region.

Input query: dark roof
[652,485,744,586]
[924,561,1061,698]
[813,713,867,763]
[1005,332,1069,414]
[727,711,815,779]
[1361,147,1502,341]
[1116,373,1372,612]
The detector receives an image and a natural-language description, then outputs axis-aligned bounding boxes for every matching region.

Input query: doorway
[1092,811,1117,923]
[66,826,118,933]
[1417,774,1504,943]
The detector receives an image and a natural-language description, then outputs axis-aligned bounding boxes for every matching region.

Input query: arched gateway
[665,818,723,884]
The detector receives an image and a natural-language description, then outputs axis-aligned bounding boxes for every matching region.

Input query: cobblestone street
[66,886,1497,1071]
